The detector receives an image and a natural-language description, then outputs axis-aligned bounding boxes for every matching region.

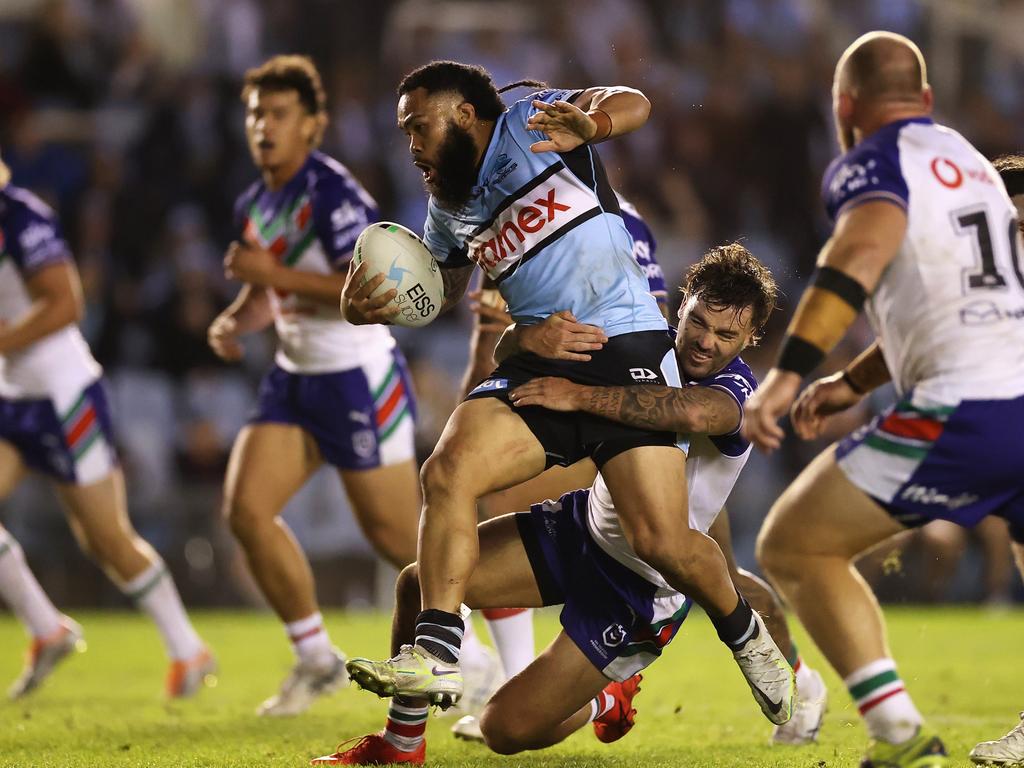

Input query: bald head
[837,31,928,105]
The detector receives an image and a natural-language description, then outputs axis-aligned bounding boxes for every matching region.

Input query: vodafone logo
[931,157,963,189]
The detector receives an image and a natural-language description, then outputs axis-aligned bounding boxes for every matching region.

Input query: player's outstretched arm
[527,86,650,153]
[0,262,83,355]
[510,378,741,437]
[790,340,890,440]
[743,201,907,452]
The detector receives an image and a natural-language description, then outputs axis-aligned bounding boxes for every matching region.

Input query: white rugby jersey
[0,185,101,401]
[586,355,756,588]
[822,117,1024,404]
[234,151,393,373]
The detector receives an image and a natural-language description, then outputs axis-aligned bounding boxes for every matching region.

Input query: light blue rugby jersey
[422,89,667,338]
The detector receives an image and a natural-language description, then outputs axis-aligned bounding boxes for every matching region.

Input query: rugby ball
[351,222,444,328]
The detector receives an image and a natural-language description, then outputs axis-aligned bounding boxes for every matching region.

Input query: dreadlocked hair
[498,79,548,94]
[398,62,549,120]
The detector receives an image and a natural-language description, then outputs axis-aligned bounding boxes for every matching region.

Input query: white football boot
[452,714,486,743]
[347,644,462,710]
[971,713,1024,766]
[732,612,795,726]
[772,667,827,744]
[257,647,348,716]
[8,617,85,700]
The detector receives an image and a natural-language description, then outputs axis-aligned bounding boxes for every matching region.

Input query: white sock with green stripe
[383,696,429,752]
[120,559,203,661]
[0,530,63,639]
[587,691,616,723]
[845,658,922,744]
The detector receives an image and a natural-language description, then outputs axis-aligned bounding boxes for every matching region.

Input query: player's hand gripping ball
[351,222,444,328]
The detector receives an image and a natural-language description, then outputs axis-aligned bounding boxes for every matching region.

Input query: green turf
[0,607,1020,767]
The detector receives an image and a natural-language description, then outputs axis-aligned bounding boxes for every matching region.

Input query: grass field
[0,607,1020,767]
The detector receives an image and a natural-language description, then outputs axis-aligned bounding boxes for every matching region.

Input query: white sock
[845,658,923,744]
[483,608,534,678]
[587,691,615,723]
[795,657,823,698]
[285,612,334,666]
[121,558,203,661]
[0,530,63,638]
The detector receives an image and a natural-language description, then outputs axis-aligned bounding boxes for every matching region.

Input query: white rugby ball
[351,222,444,328]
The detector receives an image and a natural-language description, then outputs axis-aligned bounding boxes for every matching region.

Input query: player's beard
[430,120,479,211]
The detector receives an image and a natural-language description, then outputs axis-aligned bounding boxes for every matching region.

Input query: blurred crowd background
[1,0,1022,611]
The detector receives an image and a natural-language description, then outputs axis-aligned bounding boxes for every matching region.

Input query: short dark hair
[993,154,1024,198]
[241,55,326,116]
[398,60,545,122]
[682,243,778,344]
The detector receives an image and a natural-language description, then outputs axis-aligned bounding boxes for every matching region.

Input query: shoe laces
[332,734,377,758]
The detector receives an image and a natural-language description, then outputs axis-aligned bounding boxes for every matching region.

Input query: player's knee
[631,526,699,580]
[394,563,421,609]
[479,704,530,755]
[419,448,471,501]
[755,521,793,580]
[224,495,270,541]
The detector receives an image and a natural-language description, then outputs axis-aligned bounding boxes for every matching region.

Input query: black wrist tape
[812,266,867,312]
[777,335,825,377]
[841,369,867,395]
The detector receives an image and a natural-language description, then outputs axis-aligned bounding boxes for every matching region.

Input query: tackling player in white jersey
[0,152,213,699]
[744,32,1024,768]
[312,244,783,765]
[207,55,420,716]
[454,209,827,746]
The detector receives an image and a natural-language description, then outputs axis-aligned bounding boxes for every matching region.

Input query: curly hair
[993,154,1024,198]
[682,243,779,344]
[241,55,326,116]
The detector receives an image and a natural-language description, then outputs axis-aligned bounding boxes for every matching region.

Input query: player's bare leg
[479,631,616,754]
[225,423,321,620]
[318,514,544,764]
[446,461,602,742]
[0,441,84,699]
[757,447,946,763]
[56,468,212,697]
[341,459,420,569]
[601,446,794,725]
[225,423,344,714]
[417,399,546,614]
[710,511,826,744]
[477,461,598,675]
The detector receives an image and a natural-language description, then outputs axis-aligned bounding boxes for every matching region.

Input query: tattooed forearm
[440,265,475,313]
[581,385,740,436]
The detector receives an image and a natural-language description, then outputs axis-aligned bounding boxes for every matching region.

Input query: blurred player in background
[315,244,785,765]
[453,205,826,746]
[0,151,214,699]
[342,60,793,728]
[207,55,421,716]
[745,33,1024,767]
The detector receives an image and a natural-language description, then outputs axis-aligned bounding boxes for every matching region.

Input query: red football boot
[311,733,425,765]
[593,673,642,744]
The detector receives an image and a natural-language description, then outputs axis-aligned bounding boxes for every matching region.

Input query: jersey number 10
[954,208,1024,291]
